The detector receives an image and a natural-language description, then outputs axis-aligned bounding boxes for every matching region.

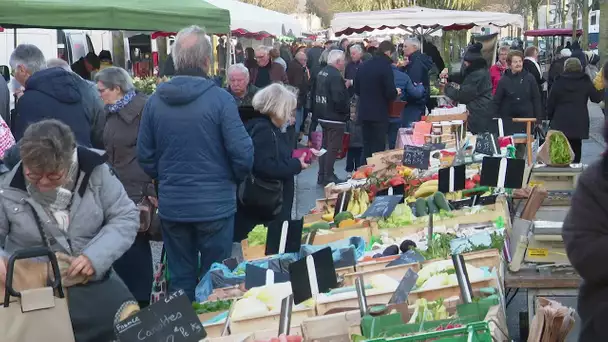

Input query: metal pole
[278,294,293,336]
[355,275,368,317]
[452,254,473,304]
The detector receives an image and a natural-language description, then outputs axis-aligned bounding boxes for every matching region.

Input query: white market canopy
[331,6,524,36]
[204,0,302,38]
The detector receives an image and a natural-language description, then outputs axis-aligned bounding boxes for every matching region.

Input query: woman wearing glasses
[0,119,140,341]
[94,67,156,309]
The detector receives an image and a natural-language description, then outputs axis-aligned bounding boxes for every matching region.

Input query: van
[0,28,95,68]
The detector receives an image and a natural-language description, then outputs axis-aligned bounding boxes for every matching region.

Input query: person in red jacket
[489,46,510,95]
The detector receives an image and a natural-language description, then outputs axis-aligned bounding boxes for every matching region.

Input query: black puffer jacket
[444,59,493,134]
[547,71,603,139]
[314,64,350,122]
[563,156,608,341]
[492,69,542,134]
[547,56,567,92]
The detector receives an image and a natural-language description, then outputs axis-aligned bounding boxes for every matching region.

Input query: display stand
[511,118,537,166]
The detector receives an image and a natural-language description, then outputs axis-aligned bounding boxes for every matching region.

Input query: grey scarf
[26,149,79,232]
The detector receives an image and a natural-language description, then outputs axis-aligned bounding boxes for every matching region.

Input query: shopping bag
[537,130,575,166]
[0,119,14,159]
[310,130,323,150]
[337,132,350,160]
[150,247,168,304]
[0,247,74,342]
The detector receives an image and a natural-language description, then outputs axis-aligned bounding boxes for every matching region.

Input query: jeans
[318,121,346,181]
[387,121,401,150]
[295,107,304,134]
[161,215,234,302]
[346,147,363,172]
[362,120,389,159]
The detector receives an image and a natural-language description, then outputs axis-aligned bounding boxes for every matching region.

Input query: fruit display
[413,180,438,198]
[345,188,370,216]
[334,211,354,226]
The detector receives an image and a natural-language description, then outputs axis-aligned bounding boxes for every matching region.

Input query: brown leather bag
[137,196,162,241]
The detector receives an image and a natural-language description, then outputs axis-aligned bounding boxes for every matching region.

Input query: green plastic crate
[360,296,499,339]
[365,321,492,342]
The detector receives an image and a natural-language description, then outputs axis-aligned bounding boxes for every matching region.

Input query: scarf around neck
[107,90,136,113]
[26,149,79,232]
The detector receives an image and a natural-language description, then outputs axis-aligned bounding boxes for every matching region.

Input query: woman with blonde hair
[233,84,309,245]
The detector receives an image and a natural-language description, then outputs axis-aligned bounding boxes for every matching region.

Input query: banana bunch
[413,180,439,198]
[445,191,463,201]
[346,188,370,216]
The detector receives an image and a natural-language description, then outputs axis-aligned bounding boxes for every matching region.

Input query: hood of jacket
[156,71,215,106]
[555,71,590,91]
[238,105,267,123]
[25,67,81,104]
[410,51,434,70]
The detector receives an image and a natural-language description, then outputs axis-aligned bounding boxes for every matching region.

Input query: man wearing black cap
[355,41,399,158]
[71,52,100,81]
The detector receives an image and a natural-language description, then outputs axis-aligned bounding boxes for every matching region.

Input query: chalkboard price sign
[361,195,403,218]
[115,289,206,342]
[475,133,499,156]
[402,146,431,170]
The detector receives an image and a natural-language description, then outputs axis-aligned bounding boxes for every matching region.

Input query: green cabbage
[247,225,268,246]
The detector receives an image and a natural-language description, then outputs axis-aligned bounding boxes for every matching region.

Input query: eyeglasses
[97,87,109,94]
[25,170,66,182]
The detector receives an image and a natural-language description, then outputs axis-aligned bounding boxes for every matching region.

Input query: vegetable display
[247,225,268,246]
[192,300,232,314]
[549,132,572,165]
[408,298,449,324]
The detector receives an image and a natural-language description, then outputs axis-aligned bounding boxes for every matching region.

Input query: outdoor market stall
[330,6,524,37]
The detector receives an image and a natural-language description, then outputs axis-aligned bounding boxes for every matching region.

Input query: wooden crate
[303,212,325,224]
[366,149,404,173]
[207,326,303,342]
[354,255,400,273]
[371,196,510,239]
[312,223,378,245]
[335,266,356,277]
[315,197,338,212]
[529,168,582,192]
[301,310,362,341]
[230,307,314,334]
[241,240,266,260]
[316,289,394,315]
[408,277,495,302]
[342,262,421,287]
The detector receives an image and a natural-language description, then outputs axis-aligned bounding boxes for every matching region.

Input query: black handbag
[238,126,283,221]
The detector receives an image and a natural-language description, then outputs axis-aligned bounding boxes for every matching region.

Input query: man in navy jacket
[137,26,254,301]
[355,41,399,158]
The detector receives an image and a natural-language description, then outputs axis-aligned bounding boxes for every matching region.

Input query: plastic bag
[537,130,574,166]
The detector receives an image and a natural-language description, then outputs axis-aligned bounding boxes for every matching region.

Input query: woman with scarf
[523,46,546,116]
[489,46,510,94]
[0,119,139,341]
[95,67,155,308]
[444,43,493,134]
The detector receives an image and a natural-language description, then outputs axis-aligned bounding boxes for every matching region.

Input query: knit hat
[464,42,483,62]
[560,48,572,57]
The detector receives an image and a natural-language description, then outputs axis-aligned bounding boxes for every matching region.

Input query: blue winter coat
[15,68,96,147]
[137,73,254,222]
[354,55,398,122]
[391,66,425,125]
[402,51,434,125]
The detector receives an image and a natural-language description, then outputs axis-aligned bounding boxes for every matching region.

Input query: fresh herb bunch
[417,233,455,260]
[192,299,232,314]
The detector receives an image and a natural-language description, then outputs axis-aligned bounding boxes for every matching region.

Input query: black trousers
[318,121,345,181]
[568,138,582,163]
[362,120,389,159]
[345,147,363,172]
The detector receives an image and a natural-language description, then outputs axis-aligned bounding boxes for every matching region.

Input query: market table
[505,268,581,341]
